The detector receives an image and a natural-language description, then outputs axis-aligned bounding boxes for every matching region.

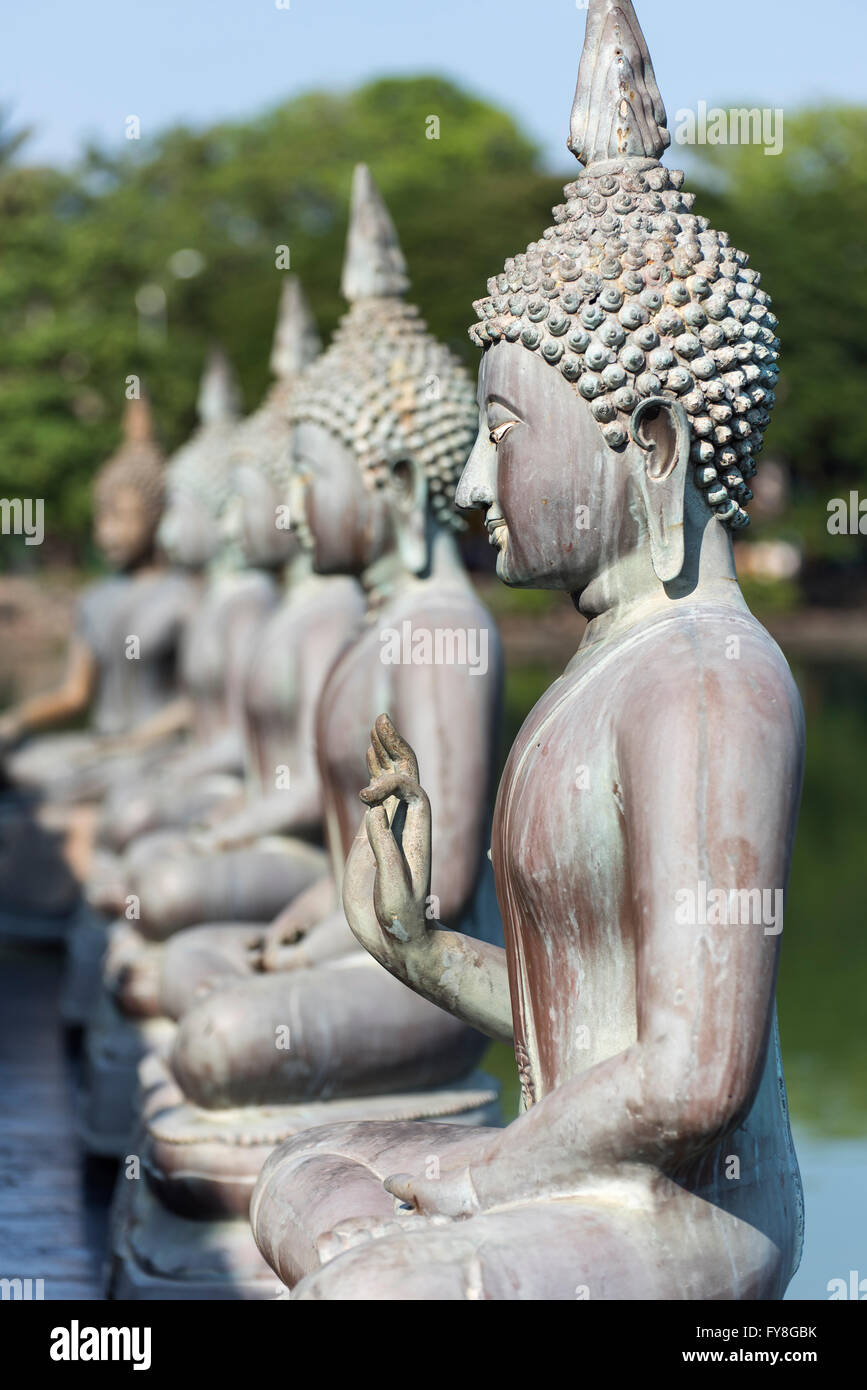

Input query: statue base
[108,1067,501,1300]
[108,1175,280,1301]
[60,906,111,1028]
[81,995,177,1157]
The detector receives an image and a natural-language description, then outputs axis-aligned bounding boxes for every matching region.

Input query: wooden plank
[0,943,108,1301]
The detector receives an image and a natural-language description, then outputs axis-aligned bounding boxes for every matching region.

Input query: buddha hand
[259,876,337,972]
[383,1165,482,1221]
[355,714,432,957]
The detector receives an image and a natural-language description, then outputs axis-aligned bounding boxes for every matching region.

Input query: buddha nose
[455,428,494,512]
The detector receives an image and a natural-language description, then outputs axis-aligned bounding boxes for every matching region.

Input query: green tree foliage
[686,108,867,562]
[0,85,864,569]
[0,77,561,557]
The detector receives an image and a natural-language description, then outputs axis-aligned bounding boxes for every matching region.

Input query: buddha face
[290,421,392,576]
[158,493,220,570]
[232,464,297,569]
[94,484,157,571]
[457,342,645,593]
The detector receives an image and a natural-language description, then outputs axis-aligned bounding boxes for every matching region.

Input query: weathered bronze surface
[251,1,804,1301]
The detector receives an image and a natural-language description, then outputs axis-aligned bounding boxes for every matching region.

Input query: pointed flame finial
[122,391,155,444]
[568,0,670,169]
[269,275,322,379]
[197,346,241,425]
[340,164,410,303]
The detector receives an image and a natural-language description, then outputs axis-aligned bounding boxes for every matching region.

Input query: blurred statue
[64,343,274,1025]
[1,395,195,789]
[251,0,805,1301]
[93,344,282,860]
[81,277,363,1152]
[0,394,196,935]
[109,165,503,1299]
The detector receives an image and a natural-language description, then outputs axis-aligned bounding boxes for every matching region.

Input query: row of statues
[1,0,804,1300]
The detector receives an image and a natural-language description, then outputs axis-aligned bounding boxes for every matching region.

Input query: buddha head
[226,277,321,570]
[158,348,241,570]
[456,0,780,595]
[93,394,166,571]
[287,165,478,578]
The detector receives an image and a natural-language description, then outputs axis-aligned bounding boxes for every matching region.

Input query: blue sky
[8,0,867,170]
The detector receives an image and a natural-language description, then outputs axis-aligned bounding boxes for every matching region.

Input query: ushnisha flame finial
[269,276,322,380]
[122,391,156,444]
[96,388,165,525]
[288,166,476,531]
[568,0,670,169]
[469,0,782,531]
[340,163,410,302]
[231,278,322,492]
[165,351,242,516]
[197,346,242,426]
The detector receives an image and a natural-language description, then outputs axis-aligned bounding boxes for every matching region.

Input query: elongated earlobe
[389,458,430,575]
[629,396,690,583]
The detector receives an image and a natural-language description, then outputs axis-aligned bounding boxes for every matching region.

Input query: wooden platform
[0,942,111,1299]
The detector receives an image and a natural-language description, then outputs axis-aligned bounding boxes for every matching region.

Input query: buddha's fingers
[384,1169,478,1219]
[365,805,425,945]
[361,773,431,903]
[369,721,392,776]
[374,713,420,781]
[359,770,424,808]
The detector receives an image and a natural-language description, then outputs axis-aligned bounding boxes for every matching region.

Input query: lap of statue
[160,921,271,1018]
[130,838,327,940]
[169,954,486,1110]
[252,1121,789,1302]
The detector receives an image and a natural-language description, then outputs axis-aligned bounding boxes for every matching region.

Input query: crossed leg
[252,1120,790,1301]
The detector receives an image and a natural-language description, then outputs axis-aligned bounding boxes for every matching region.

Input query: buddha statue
[1,395,196,792]
[64,343,275,1028]
[108,165,504,1299]
[92,330,310,864]
[250,1,805,1302]
[80,279,363,1153]
[0,394,196,935]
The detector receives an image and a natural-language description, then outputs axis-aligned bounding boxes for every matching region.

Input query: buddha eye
[489,421,517,447]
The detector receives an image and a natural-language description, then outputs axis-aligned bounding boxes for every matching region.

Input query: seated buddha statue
[250,0,805,1302]
[108,166,504,1299]
[0,394,196,932]
[80,281,362,1149]
[92,301,318,864]
[64,344,274,1028]
[1,394,196,798]
[100,277,361,948]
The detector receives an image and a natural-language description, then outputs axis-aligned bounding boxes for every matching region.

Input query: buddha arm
[201,782,322,849]
[342,685,514,1043]
[460,657,806,1209]
[116,695,193,749]
[0,639,96,737]
[208,604,359,852]
[344,837,513,1042]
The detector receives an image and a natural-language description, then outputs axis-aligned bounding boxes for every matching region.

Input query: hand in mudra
[344,714,432,962]
[257,898,315,973]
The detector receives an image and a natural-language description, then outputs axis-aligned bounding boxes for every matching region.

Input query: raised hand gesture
[343,714,433,962]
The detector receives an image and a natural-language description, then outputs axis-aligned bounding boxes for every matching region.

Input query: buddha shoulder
[610,606,804,754]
